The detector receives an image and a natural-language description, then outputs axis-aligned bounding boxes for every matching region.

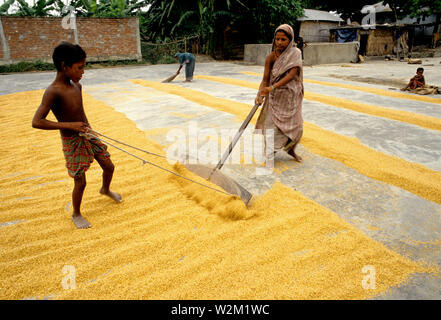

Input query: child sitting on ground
[401,67,425,91]
[32,41,122,229]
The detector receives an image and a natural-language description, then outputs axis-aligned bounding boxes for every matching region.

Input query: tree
[139,0,245,54]
[140,0,305,55]
[301,0,379,22]
[14,0,57,16]
[0,0,16,15]
[392,0,441,47]
[69,0,145,17]
[246,0,304,42]
[1,0,308,57]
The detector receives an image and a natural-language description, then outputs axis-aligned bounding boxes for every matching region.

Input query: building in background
[295,9,344,43]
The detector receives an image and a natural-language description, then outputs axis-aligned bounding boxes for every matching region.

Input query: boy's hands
[69,122,90,133]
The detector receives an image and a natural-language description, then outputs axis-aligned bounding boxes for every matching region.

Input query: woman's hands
[255,85,274,105]
[261,86,273,96]
[254,95,265,106]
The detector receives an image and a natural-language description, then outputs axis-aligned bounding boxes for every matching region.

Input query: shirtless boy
[32,42,121,229]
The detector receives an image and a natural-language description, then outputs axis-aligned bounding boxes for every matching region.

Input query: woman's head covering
[270,24,302,82]
[272,24,295,52]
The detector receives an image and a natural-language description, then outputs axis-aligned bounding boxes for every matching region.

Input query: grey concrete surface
[1,59,440,299]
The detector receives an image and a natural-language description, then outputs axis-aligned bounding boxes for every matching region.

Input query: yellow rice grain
[0,90,437,300]
[132,79,441,204]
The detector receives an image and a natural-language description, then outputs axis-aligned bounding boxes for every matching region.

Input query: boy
[401,67,425,91]
[32,42,121,229]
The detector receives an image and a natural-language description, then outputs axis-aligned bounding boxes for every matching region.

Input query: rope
[91,130,167,159]
[80,130,232,197]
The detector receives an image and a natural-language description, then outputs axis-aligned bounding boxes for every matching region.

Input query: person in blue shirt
[175,52,196,82]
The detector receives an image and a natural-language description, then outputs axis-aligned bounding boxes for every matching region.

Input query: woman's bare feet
[287,148,302,162]
[100,188,122,203]
[72,214,91,229]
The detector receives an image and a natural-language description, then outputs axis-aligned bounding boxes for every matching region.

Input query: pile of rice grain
[0,90,437,300]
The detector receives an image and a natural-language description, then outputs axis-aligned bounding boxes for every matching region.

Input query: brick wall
[0,16,141,65]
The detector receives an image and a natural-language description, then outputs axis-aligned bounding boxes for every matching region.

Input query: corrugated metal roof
[297,9,344,22]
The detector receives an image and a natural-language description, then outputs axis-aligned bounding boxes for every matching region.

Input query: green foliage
[140,40,187,64]
[0,0,15,14]
[140,0,304,55]
[69,0,145,17]
[248,0,304,43]
[0,59,149,74]
[86,59,147,67]
[0,60,55,73]
[14,0,57,16]
[139,0,246,54]
[394,0,441,18]
[1,0,307,59]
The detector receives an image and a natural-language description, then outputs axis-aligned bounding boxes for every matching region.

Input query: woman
[255,24,304,164]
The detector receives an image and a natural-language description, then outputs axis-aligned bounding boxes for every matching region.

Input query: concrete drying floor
[0,58,440,299]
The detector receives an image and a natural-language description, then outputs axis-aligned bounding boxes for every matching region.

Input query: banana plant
[69,0,145,18]
[15,0,57,16]
[0,0,16,15]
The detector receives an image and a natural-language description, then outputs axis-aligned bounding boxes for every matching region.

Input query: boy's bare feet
[287,148,302,162]
[100,188,122,203]
[72,214,91,229]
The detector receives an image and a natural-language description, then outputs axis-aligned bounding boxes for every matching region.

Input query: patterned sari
[255,24,304,153]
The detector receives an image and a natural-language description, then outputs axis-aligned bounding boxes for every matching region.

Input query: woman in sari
[255,24,304,163]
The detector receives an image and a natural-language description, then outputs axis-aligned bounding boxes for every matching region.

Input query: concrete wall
[0,16,141,65]
[244,43,272,65]
[303,42,359,65]
[244,42,359,66]
[299,21,339,42]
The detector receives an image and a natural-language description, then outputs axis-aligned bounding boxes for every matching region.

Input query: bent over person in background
[255,24,304,164]
[175,52,196,82]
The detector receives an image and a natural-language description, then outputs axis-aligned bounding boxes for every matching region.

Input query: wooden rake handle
[210,97,264,176]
